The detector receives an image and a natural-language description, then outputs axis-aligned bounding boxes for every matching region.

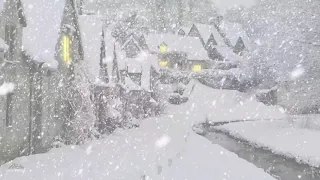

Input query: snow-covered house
[146,33,210,72]
[0,0,87,163]
[0,0,33,163]
[114,39,161,118]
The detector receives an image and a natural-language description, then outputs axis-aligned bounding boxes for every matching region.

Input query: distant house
[145,33,210,72]
[114,41,160,118]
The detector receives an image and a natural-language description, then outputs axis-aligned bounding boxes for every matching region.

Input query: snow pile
[0,82,15,96]
[179,80,286,124]
[215,119,320,167]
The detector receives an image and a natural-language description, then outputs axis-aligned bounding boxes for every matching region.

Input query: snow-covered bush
[60,64,97,145]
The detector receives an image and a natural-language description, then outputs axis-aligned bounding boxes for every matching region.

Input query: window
[5,93,13,127]
[192,64,202,72]
[159,43,167,53]
[158,60,168,67]
[5,25,17,60]
[62,35,71,65]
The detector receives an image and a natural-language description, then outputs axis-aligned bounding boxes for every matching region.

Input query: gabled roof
[219,21,252,50]
[146,33,209,61]
[193,23,226,46]
[121,34,143,51]
[22,0,67,69]
[115,44,159,92]
[78,15,103,80]
[176,26,191,36]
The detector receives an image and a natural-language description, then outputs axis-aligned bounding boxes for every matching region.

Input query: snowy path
[0,81,283,179]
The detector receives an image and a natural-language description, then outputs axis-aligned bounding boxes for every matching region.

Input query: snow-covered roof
[146,33,209,61]
[115,46,159,92]
[125,76,142,91]
[216,46,243,62]
[219,21,252,50]
[0,38,8,50]
[22,0,66,69]
[194,23,225,46]
[0,0,4,14]
[78,15,103,79]
[176,26,191,35]
[121,34,142,50]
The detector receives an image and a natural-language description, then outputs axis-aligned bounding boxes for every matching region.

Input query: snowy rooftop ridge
[78,15,103,80]
[194,23,226,46]
[145,33,209,61]
[219,21,252,50]
[115,43,159,92]
[22,0,66,69]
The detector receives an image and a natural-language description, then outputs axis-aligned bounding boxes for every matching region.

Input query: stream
[202,124,320,180]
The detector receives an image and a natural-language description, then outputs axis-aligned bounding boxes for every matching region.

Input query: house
[0,0,87,164]
[145,33,210,72]
[114,40,160,118]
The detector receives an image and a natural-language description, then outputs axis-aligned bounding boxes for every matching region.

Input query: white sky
[214,0,256,10]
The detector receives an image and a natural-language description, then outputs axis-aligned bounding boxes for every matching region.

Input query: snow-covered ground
[180,80,286,123]
[215,117,320,167]
[0,80,284,179]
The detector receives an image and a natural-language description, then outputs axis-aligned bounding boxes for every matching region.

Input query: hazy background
[214,0,256,10]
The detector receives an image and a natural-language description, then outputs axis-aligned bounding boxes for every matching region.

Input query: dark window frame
[5,92,14,127]
[5,24,17,61]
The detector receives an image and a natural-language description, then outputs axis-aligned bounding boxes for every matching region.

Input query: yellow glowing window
[62,35,71,65]
[159,43,167,53]
[159,60,168,67]
[192,64,202,72]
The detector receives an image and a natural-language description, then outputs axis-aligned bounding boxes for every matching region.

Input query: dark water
[203,126,320,180]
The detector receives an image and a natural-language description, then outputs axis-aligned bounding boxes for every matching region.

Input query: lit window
[62,35,71,65]
[159,43,167,53]
[192,64,202,72]
[159,60,168,67]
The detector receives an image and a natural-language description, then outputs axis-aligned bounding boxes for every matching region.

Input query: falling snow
[0,0,319,180]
